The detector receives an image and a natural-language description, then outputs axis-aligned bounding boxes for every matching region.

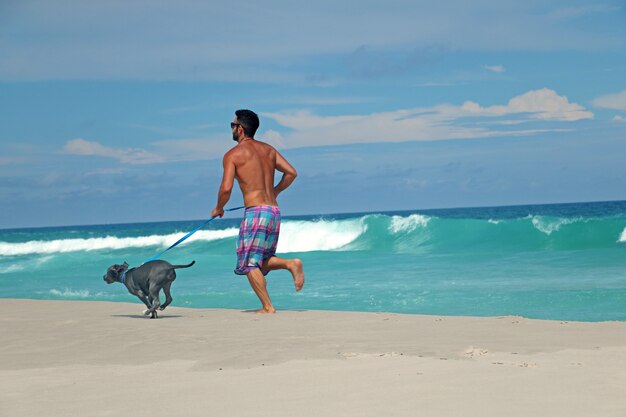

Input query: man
[211,109,304,314]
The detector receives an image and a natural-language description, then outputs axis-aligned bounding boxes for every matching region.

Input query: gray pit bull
[103,260,195,318]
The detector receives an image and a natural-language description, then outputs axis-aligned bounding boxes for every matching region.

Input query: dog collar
[120,270,127,284]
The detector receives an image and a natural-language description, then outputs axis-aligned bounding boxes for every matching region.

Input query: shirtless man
[211,109,304,314]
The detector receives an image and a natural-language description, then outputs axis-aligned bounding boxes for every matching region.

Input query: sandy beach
[1,299,625,416]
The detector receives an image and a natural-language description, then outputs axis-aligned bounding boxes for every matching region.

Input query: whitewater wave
[49,289,106,298]
[0,218,368,256]
[278,218,366,253]
[390,214,430,234]
[1,213,623,256]
[0,228,239,256]
[530,215,584,235]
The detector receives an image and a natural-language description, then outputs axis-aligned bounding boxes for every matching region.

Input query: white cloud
[460,88,593,121]
[63,139,165,164]
[61,89,593,163]
[263,130,287,148]
[484,65,505,73]
[263,111,366,130]
[591,89,626,110]
[63,137,233,164]
[263,88,592,149]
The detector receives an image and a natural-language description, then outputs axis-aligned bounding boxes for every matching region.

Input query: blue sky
[1,0,625,228]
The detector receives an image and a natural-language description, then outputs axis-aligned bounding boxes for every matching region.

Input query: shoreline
[2,298,626,416]
[4,296,624,324]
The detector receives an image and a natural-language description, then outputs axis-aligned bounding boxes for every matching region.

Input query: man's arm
[274,150,297,198]
[211,154,236,218]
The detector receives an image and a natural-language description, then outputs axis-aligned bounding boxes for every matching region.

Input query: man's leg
[263,256,305,291]
[246,268,276,314]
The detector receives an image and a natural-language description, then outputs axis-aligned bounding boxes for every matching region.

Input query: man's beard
[232,130,240,142]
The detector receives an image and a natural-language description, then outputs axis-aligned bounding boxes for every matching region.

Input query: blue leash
[142,206,245,264]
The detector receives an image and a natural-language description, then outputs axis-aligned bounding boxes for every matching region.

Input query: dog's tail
[171,260,196,269]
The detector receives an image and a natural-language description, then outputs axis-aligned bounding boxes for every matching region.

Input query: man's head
[233,109,259,141]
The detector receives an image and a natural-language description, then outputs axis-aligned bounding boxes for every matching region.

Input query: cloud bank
[60,89,593,164]
[262,88,593,149]
[63,139,165,164]
[63,136,232,165]
[460,88,593,121]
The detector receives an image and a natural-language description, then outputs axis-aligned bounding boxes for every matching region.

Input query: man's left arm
[212,154,236,218]
[273,150,297,198]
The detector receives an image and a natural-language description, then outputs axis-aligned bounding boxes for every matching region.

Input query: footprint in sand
[464,347,489,358]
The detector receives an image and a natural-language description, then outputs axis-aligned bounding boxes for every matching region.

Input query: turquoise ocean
[1,201,625,322]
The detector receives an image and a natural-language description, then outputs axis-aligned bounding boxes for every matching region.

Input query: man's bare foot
[256,307,276,314]
[289,258,305,291]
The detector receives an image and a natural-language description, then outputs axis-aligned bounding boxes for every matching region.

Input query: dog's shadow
[111,314,184,319]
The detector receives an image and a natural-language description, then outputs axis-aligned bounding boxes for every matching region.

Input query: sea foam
[0,228,239,256]
[0,217,368,256]
[49,289,104,298]
[389,214,430,234]
[277,218,366,253]
[530,215,582,235]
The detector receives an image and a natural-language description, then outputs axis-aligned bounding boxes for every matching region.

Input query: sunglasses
[230,122,242,129]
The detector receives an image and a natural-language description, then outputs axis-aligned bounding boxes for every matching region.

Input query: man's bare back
[226,140,280,207]
[213,118,297,215]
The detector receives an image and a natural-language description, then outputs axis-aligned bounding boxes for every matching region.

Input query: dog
[103,260,195,318]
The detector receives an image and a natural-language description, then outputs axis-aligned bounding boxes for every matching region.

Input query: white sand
[1,299,626,416]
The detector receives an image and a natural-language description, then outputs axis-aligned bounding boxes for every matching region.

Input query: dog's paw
[143,309,151,316]
[158,306,166,311]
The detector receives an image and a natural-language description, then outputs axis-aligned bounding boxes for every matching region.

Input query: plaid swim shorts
[234,205,281,275]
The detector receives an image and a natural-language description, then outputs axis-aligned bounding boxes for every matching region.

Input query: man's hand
[211,208,224,218]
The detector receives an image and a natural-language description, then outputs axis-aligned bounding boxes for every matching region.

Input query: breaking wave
[1,213,625,256]
[0,229,239,256]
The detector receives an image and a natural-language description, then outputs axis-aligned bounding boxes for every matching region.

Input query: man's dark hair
[235,109,260,137]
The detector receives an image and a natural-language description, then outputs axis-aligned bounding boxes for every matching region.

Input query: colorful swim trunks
[234,205,281,275]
